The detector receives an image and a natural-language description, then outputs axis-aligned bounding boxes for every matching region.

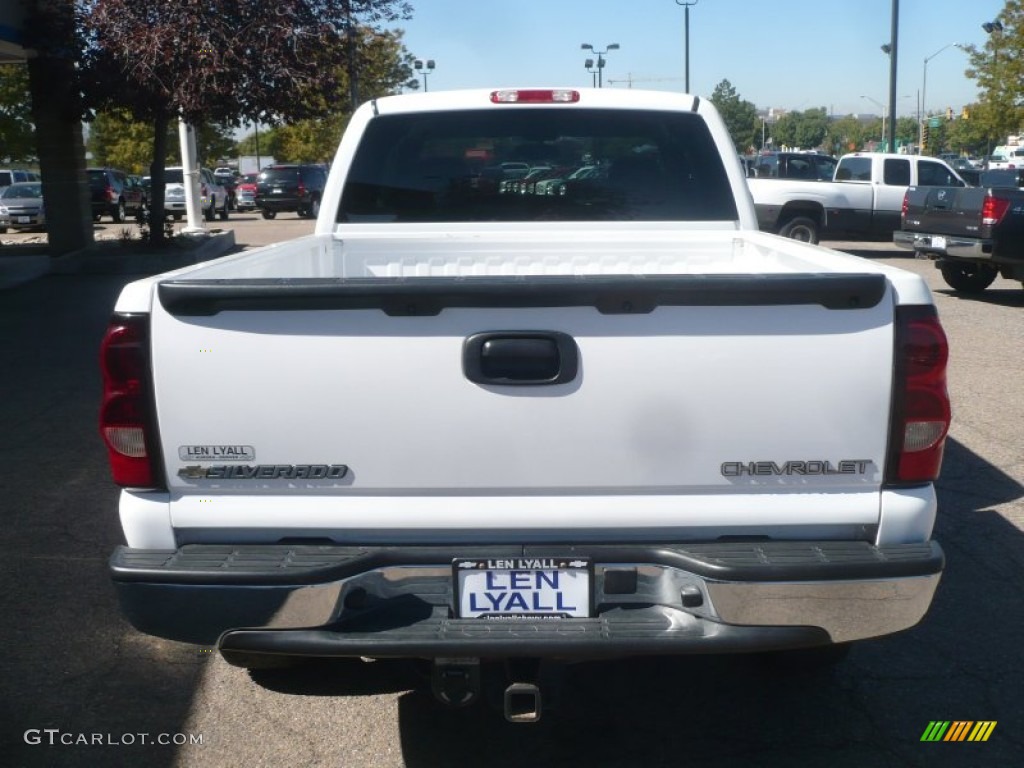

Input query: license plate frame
[931,235,947,250]
[453,557,591,619]
[17,216,31,224]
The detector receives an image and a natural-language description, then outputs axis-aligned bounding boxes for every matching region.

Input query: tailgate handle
[464,332,578,385]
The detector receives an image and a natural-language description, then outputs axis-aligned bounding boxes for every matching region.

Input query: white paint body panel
[111,89,941,548]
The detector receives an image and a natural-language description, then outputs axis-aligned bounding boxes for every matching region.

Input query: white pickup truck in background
[102,88,950,722]
[748,152,965,243]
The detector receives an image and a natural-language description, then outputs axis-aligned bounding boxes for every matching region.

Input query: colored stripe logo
[921,721,997,742]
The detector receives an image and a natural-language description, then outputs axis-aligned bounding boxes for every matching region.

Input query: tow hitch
[504,682,542,723]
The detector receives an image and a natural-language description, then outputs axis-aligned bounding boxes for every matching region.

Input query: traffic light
[946,106,954,121]
[922,124,930,151]
[962,106,970,120]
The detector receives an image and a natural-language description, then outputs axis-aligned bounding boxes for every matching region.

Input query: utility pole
[887,0,899,153]
[675,0,699,92]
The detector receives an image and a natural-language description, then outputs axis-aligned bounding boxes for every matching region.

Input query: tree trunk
[148,112,171,246]
[27,55,93,255]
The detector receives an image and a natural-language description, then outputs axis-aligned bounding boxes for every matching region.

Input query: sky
[388,0,1008,119]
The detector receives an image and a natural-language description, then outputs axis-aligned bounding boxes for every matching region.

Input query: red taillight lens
[106,185,116,203]
[901,190,909,220]
[886,305,951,484]
[981,195,1010,226]
[297,182,306,196]
[100,316,160,488]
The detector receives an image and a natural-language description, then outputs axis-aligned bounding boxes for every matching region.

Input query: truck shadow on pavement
[933,286,1024,308]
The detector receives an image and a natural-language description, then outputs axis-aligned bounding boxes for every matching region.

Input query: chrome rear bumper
[111,541,942,656]
[893,230,992,260]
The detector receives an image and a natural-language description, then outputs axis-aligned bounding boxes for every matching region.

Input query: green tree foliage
[273,28,418,162]
[827,115,870,153]
[88,111,172,171]
[770,108,829,151]
[27,0,413,243]
[942,105,991,156]
[962,1,1024,149]
[709,80,759,152]
[0,66,35,162]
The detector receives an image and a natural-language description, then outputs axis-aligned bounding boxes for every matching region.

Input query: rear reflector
[491,89,580,104]
[886,305,951,485]
[100,315,161,489]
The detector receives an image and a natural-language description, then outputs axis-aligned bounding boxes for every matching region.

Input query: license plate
[931,235,947,250]
[272,187,283,194]
[17,216,30,223]
[454,557,590,619]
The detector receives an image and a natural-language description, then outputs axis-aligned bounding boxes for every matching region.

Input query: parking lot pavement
[0,227,238,289]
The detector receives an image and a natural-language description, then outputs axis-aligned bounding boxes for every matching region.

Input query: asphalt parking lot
[1,222,1022,767]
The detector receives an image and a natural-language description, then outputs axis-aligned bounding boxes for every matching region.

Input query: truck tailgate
[903,186,988,235]
[149,232,895,539]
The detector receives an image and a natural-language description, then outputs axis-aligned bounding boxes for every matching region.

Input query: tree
[962,1,1024,152]
[0,66,35,163]
[770,108,829,151]
[828,115,869,153]
[709,80,759,152]
[272,28,418,162]
[29,0,413,243]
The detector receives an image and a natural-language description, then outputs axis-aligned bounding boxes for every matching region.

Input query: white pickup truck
[748,152,965,243]
[103,88,950,721]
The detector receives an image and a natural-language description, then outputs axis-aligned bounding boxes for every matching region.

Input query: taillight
[886,305,951,484]
[100,315,161,488]
[901,190,909,220]
[297,182,306,196]
[490,89,580,104]
[201,184,208,197]
[981,195,1010,226]
[106,184,116,203]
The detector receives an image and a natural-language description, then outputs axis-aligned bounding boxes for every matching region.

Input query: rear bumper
[256,197,304,212]
[111,541,943,659]
[893,230,992,261]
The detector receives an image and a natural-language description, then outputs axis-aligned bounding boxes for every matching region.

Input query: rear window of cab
[339,108,738,224]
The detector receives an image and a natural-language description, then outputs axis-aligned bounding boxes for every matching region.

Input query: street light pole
[580,43,619,88]
[920,42,963,149]
[674,0,699,93]
[414,59,435,92]
[885,0,899,153]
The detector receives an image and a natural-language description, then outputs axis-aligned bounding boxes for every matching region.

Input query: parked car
[255,164,328,219]
[162,166,230,221]
[0,169,40,188]
[87,167,146,223]
[234,173,258,212]
[214,169,239,210]
[0,181,45,232]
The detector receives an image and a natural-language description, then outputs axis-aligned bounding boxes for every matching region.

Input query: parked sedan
[234,173,258,212]
[0,182,45,232]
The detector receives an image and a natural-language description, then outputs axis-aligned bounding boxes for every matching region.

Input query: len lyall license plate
[455,557,590,619]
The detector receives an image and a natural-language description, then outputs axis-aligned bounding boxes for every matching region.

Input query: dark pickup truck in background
[894,169,1024,293]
